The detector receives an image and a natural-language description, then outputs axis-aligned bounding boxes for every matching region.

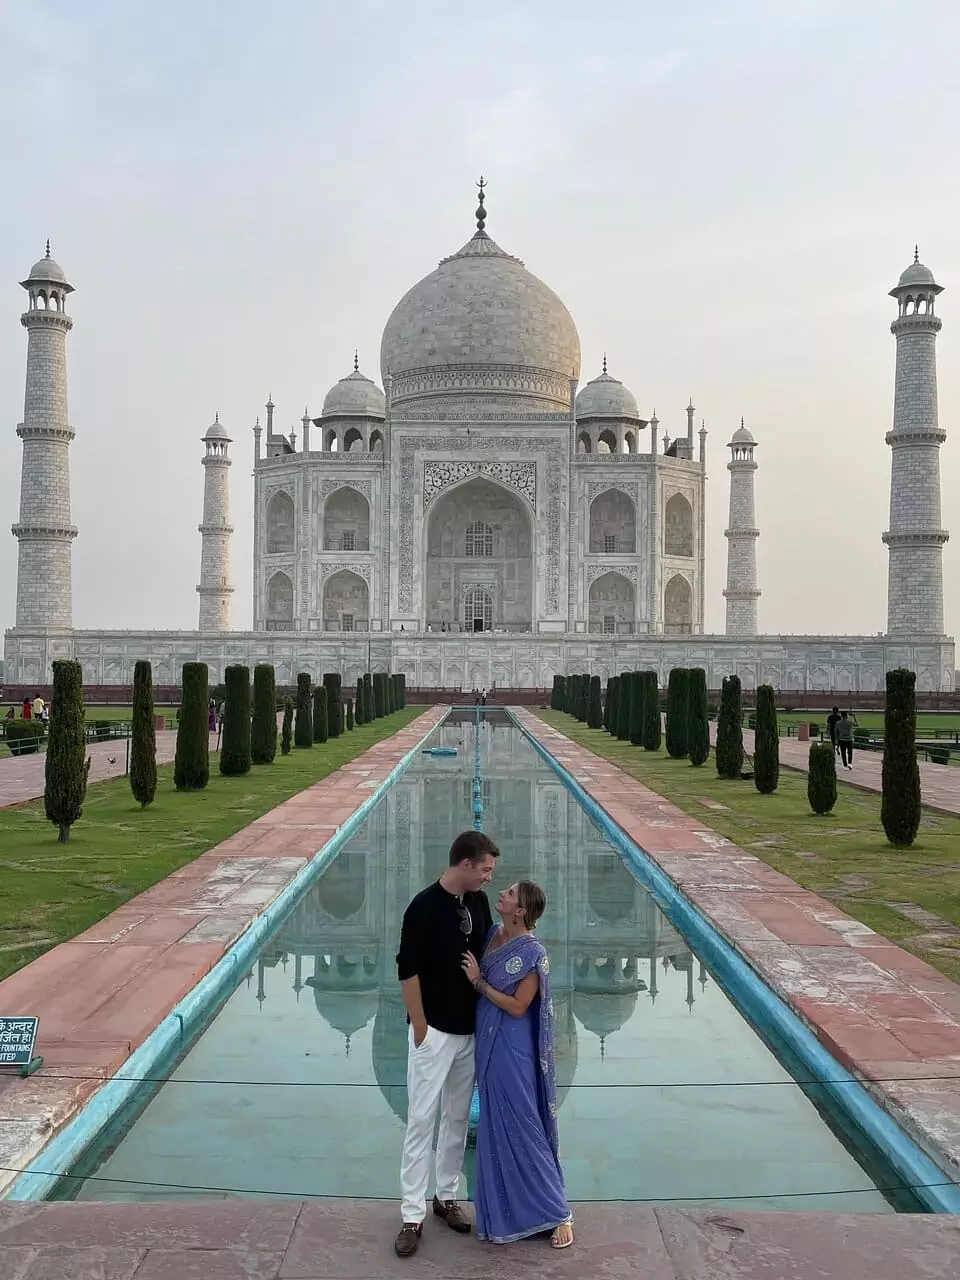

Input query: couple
[394,830,573,1257]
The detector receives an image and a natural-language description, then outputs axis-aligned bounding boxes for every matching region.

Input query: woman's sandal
[551,1220,574,1250]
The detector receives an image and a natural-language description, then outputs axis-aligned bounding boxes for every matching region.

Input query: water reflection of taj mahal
[246,713,703,1120]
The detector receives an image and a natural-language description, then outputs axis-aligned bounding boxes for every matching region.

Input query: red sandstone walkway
[0,1199,956,1279]
[737,726,960,817]
[0,708,446,1201]
[517,710,960,1187]
[0,730,208,810]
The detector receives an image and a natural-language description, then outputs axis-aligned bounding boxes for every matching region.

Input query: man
[394,830,499,1258]
[827,706,842,754]
[836,710,857,770]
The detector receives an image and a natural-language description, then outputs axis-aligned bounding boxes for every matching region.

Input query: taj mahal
[4,185,955,692]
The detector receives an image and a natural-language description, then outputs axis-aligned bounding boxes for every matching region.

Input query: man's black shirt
[395,881,493,1035]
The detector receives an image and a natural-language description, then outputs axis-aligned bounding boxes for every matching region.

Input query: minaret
[197,414,234,631]
[883,249,948,634]
[12,243,77,629]
[723,420,760,636]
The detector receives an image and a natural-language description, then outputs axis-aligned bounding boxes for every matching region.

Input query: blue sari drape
[474,927,571,1244]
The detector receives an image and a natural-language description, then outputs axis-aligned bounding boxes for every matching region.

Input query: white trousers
[400,1025,475,1224]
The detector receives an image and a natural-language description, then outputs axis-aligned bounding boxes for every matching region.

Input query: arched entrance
[424,477,533,632]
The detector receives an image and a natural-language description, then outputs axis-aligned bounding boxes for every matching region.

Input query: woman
[461,880,573,1249]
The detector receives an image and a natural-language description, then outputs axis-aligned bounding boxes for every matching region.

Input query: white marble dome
[321,364,386,420]
[575,364,641,422]
[22,244,71,290]
[380,224,581,413]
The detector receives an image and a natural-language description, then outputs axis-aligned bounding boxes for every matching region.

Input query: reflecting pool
[68,712,905,1210]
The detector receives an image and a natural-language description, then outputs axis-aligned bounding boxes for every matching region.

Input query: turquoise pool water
[65,712,909,1210]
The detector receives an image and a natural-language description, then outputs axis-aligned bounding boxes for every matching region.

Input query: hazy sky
[2,1,959,640]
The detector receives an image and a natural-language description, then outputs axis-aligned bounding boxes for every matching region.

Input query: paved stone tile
[280,1201,675,1279]
[0,1203,301,1251]
[0,1244,145,1278]
[133,1247,284,1279]
[655,1208,960,1279]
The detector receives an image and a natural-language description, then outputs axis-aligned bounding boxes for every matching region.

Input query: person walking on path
[462,880,574,1250]
[394,830,499,1258]
[836,710,857,770]
[827,706,842,754]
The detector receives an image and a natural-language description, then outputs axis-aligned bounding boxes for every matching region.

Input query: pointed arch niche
[425,475,533,632]
[589,489,636,554]
[588,571,635,634]
[266,571,294,630]
[323,569,369,632]
[664,573,692,634]
[323,486,370,551]
[266,491,295,554]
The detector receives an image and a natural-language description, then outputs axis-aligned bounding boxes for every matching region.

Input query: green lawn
[535,710,960,984]
[771,709,960,737]
[0,708,422,982]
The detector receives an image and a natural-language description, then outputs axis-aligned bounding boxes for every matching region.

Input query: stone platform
[0,1199,956,1279]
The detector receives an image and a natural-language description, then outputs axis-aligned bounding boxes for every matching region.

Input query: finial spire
[215,411,219,424]
[353,349,359,373]
[741,415,745,429]
[914,244,920,264]
[602,352,607,375]
[45,239,51,259]
[475,175,487,234]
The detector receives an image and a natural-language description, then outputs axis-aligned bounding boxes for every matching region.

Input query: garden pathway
[0,730,203,810]
[0,1198,955,1279]
[0,707,445,1200]
[738,727,960,817]
[518,711,960,1190]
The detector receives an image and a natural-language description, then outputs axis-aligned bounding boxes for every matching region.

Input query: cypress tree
[551,675,562,710]
[881,668,921,847]
[753,684,780,794]
[251,664,277,764]
[808,740,838,815]
[174,662,210,790]
[687,668,710,767]
[354,678,365,726]
[665,668,689,759]
[573,674,585,720]
[130,658,157,808]
[313,685,329,743]
[641,671,662,751]
[44,659,89,841]
[373,672,386,719]
[565,674,578,717]
[607,676,619,735]
[603,677,614,732]
[616,671,632,740]
[398,673,406,709]
[587,675,603,729]
[715,674,744,780]
[363,673,373,722]
[629,671,644,746]
[581,672,591,720]
[323,673,343,737]
[220,664,252,776]
[346,697,354,730]
[281,696,293,754]
[294,672,313,748]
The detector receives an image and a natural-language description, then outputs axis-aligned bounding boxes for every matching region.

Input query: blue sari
[474,927,571,1244]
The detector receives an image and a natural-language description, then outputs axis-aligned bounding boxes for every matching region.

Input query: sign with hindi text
[0,1017,39,1067]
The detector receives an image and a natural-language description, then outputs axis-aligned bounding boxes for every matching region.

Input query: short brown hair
[517,880,546,929]
[448,830,500,867]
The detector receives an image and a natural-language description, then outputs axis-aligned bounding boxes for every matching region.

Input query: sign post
[0,1017,43,1078]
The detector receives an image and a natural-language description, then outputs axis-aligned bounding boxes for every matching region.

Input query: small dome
[204,415,231,442]
[730,421,755,445]
[321,364,386,420]
[575,363,640,423]
[898,260,936,288]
